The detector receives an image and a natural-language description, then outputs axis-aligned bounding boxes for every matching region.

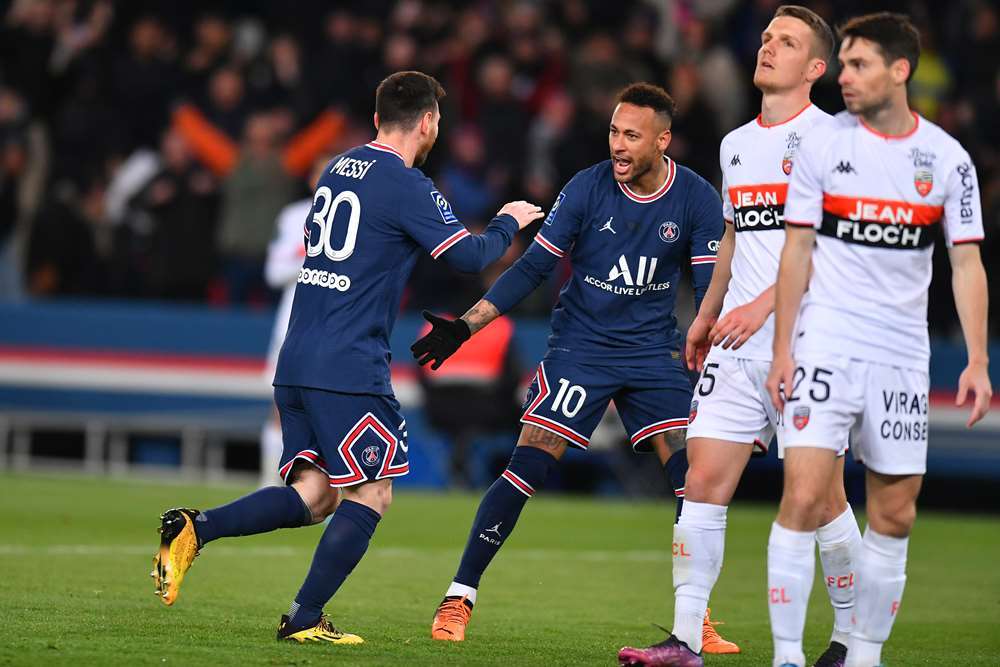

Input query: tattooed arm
[461,299,501,335]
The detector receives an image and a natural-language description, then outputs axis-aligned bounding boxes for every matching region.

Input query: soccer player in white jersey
[618,7,860,667]
[259,158,331,487]
[766,13,991,667]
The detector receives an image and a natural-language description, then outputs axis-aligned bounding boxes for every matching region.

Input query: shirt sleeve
[399,177,519,273]
[941,148,985,247]
[483,173,588,313]
[688,180,724,312]
[782,129,827,229]
[720,145,734,224]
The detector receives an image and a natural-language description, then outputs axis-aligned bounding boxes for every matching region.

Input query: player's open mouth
[613,157,631,175]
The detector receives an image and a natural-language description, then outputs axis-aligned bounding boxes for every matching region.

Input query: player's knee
[867,501,916,538]
[683,465,716,503]
[289,463,337,521]
[343,479,393,516]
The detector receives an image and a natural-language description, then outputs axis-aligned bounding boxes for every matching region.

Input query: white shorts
[781,353,928,475]
[686,353,777,455]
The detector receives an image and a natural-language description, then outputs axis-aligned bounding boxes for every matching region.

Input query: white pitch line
[0,544,670,562]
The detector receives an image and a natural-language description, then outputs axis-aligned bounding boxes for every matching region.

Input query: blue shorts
[520,359,692,452]
[274,386,409,488]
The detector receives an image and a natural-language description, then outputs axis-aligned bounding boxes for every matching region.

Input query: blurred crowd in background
[0,0,998,336]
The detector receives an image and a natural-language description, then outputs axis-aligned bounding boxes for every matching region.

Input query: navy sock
[288,499,381,629]
[195,485,312,545]
[664,448,688,523]
[454,446,557,589]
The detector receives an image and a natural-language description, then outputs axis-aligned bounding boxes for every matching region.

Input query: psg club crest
[792,406,810,431]
[689,400,699,424]
[914,168,933,197]
[361,445,381,467]
[659,220,680,243]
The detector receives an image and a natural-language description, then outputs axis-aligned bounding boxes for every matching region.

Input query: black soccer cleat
[813,640,847,667]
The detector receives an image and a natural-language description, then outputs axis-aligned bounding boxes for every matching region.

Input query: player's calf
[433,435,560,641]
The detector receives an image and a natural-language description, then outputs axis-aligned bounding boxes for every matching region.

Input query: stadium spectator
[216,113,297,305]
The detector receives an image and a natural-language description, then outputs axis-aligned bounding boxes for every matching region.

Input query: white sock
[671,500,727,653]
[259,420,284,486]
[446,581,477,605]
[816,504,862,645]
[846,528,908,667]
[768,522,815,667]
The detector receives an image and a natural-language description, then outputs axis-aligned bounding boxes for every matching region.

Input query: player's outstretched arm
[948,243,992,427]
[409,299,503,370]
[436,201,543,274]
[766,224,815,412]
[686,222,733,370]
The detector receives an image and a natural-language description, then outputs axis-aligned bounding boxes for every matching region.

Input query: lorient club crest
[793,406,810,431]
[914,168,933,197]
[782,131,802,175]
[909,147,936,197]
[361,445,381,467]
[689,400,699,424]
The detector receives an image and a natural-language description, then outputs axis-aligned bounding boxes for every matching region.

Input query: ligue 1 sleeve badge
[688,400,699,424]
[793,406,810,430]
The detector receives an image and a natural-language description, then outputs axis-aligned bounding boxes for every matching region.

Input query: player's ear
[658,128,672,154]
[420,110,433,135]
[806,58,827,83]
[373,112,380,131]
[890,57,910,85]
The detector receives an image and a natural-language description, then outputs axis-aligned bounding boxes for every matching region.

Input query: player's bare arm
[766,224,814,412]
[949,243,992,426]
[686,221,733,371]
[709,284,775,351]
[461,299,501,335]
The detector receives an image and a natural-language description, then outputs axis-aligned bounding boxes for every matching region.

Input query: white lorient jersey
[264,198,311,379]
[715,103,832,361]
[784,111,984,371]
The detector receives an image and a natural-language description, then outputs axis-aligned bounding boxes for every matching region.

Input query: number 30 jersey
[784,111,985,371]
[274,142,519,395]
[715,103,831,361]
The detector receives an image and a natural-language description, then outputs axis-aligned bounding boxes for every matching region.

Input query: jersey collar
[756,102,812,128]
[617,156,676,204]
[858,111,920,140]
[366,141,405,162]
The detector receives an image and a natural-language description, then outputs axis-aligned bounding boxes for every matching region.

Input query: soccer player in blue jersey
[412,83,725,642]
[149,71,544,644]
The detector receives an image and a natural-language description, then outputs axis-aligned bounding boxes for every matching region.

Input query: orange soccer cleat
[431,595,474,641]
[701,607,740,654]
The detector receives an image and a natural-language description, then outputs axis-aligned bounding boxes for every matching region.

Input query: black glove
[410,310,471,370]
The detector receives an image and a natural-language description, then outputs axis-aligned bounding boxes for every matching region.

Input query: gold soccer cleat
[277,615,364,645]
[151,508,201,606]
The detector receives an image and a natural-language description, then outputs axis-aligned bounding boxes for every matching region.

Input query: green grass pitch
[1,472,998,665]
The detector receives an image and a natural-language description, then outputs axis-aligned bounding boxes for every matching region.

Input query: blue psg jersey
[274,141,519,394]
[485,157,722,366]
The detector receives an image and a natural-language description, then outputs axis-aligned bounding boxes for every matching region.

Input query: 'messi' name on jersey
[330,156,377,180]
[819,194,942,249]
[728,183,787,232]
